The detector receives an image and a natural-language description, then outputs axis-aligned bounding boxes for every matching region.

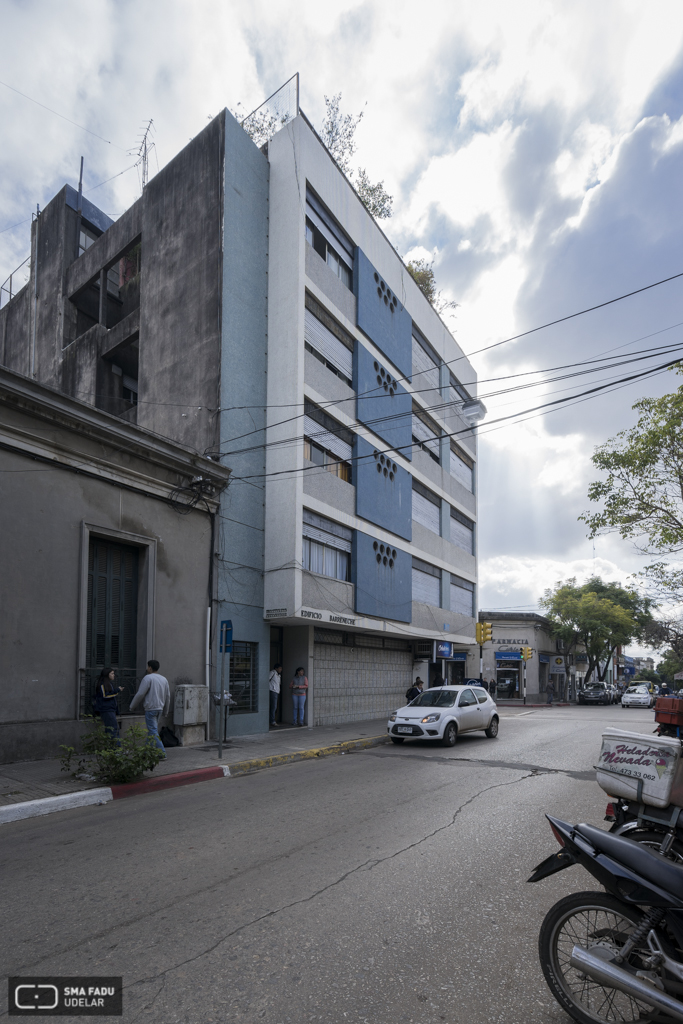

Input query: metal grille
[229,641,259,714]
[314,628,411,652]
[82,538,139,717]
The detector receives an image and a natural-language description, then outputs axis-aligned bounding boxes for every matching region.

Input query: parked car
[621,684,653,708]
[387,685,499,747]
[578,683,611,705]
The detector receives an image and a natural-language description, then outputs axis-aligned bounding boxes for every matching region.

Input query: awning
[495,651,521,660]
[539,655,550,664]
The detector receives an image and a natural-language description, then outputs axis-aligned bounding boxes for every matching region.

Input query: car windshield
[410,690,458,708]
[626,686,648,694]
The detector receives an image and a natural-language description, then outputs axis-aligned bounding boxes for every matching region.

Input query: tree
[319,94,393,220]
[581,377,683,600]
[406,258,459,319]
[230,104,293,148]
[634,668,661,685]
[540,577,651,683]
[656,649,683,689]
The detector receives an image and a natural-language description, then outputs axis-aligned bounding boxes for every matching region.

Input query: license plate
[397,726,412,734]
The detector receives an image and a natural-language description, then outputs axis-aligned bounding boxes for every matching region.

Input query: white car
[621,685,653,709]
[387,685,499,747]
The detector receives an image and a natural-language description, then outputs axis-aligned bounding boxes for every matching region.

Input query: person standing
[546,678,555,705]
[431,673,444,689]
[489,678,496,698]
[269,663,282,727]
[129,659,170,754]
[93,668,124,739]
[289,667,309,726]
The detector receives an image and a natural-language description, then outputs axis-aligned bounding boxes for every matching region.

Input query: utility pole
[476,622,492,683]
[521,646,532,705]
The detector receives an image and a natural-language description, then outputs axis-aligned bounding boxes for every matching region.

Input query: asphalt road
[0,703,660,1024]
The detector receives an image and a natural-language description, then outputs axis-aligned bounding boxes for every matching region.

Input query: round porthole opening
[376,553,381,563]
[373,541,378,551]
[380,544,385,554]
[389,558,394,568]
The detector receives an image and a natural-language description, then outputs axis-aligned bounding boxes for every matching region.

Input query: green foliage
[406,259,459,318]
[355,168,393,220]
[320,93,363,174]
[540,576,652,682]
[657,649,683,687]
[581,376,683,598]
[60,718,165,785]
[634,668,660,684]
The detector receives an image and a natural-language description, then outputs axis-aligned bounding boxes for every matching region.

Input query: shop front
[434,641,469,685]
[496,650,522,698]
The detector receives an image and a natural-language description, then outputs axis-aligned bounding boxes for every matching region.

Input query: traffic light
[476,622,493,644]
[521,646,533,660]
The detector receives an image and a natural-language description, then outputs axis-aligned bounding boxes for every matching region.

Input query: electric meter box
[173,685,209,727]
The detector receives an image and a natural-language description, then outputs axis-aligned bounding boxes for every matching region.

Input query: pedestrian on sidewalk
[129,660,170,754]
[406,680,421,702]
[489,678,496,697]
[546,679,555,705]
[290,667,308,726]
[431,673,444,689]
[269,663,282,727]
[93,668,124,740]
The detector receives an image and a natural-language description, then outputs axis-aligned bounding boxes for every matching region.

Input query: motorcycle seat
[576,822,683,901]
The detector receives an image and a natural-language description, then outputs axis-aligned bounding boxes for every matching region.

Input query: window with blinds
[450,445,473,491]
[303,400,354,478]
[304,307,353,385]
[412,556,441,607]
[412,480,441,535]
[305,187,354,291]
[451,574,474,616]
[450,507,474,554]
[412,333,440,402]
[412,407,441,463]
[302,509,352,582]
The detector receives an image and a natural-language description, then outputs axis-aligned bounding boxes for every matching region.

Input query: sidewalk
[0,719,390,808]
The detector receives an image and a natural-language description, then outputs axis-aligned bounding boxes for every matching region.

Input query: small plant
[60,718,165,785]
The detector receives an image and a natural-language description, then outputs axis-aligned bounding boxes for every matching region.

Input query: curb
[0,735,388,825]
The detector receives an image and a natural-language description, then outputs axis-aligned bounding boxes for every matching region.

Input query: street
[0,704,658,1023]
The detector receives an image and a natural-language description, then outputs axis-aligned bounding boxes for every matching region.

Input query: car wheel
[441,722,457,747]
[485,716,499,738]
[390,737,405,745]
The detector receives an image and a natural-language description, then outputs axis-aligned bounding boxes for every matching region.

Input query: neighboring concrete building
[471,612,583,701]
[1,96,484,737]
[632,655,655,675]
[0,367,228,761]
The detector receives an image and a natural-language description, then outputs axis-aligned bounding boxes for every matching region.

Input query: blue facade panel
[354,435,412,541]
[354,343,412,458]
[352,531,412,623]
[355,248,412,378]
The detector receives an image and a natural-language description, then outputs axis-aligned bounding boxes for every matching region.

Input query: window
[79,224,121,298]
[412,330,441,402]
[305,187,354,291]
[122,374,138,405]
[304,305,353,385]
[412,556,441,607]
[412,479,441,535]
[449,373,472,404]
[450,445,473,492]
[450,507,474,554]
[304,400,354,483]
[458,688,477,707]
[412,690,457,708]
[451,574,474,616]
[229,642,259,714]
[412,406,441,463]
[302,509,352,582]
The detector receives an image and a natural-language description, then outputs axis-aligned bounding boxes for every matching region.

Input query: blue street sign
[220,620,233,653]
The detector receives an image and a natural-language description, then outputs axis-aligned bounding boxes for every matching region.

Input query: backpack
[160,726,181,747]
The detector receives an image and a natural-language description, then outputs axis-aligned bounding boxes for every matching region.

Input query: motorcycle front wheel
[539,890,656,1024]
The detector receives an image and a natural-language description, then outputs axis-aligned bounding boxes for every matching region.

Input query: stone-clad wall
[313,643,411,725]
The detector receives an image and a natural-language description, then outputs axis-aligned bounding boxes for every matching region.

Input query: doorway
[270,626,284,724]
[497,663,521,699]
[84,537,139,716]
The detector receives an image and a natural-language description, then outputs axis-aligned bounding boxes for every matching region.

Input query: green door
[83,538,139,716]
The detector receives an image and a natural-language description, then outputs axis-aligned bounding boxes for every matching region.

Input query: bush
[60,718,166,785]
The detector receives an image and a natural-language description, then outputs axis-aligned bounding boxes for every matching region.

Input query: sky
[2,0,683,653]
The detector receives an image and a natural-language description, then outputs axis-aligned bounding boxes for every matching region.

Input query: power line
[0,80,126,148]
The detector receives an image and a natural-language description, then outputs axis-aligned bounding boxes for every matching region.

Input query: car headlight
[421,713,441,723]
[389,713,397,722]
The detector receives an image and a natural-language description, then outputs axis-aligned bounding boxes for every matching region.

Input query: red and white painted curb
[0,766,231,825]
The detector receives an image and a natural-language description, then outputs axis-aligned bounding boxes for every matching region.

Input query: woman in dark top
[93,668,123,739]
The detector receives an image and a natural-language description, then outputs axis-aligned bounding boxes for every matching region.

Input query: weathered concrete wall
[216,110,271,737]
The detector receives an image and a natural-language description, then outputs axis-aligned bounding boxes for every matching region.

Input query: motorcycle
[530,814,683,1024]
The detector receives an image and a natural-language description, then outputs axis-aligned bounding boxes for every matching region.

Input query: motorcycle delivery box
[596,727,683,808]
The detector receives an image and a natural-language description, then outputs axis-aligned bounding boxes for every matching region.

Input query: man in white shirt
[269,663,282,727]
[130,660,171,753]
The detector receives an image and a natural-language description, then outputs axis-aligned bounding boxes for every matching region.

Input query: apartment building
[0,98,483,739]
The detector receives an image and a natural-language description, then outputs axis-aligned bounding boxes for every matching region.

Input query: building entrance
[497,663,521,699]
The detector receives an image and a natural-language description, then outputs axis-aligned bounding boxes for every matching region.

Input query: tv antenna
[131,119,156,191]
